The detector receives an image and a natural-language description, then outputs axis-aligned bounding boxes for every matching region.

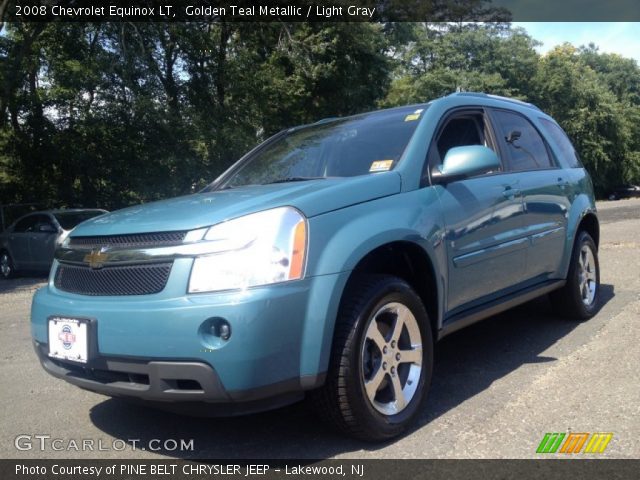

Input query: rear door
[489,109,568,282]
[430,108,527,314]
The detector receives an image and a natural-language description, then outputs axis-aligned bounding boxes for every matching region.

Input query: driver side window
[423,111,500,185]
[437,116,485,159]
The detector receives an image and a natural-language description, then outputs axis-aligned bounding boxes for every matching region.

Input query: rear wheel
[312,275,433,441]
[0,251,16,279]
[550,231,600,320]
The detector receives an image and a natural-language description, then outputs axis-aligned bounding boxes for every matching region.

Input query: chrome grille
[68,231,187,249]
[54,263,172,296]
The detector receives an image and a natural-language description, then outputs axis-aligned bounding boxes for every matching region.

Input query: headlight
[188,207,307,293]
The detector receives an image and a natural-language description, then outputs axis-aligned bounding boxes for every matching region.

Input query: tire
[311,275,433,441]
[0,251,16,279]
[550,231,600,320]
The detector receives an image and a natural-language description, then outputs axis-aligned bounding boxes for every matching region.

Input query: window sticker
[369,160,394,172]
[404,109,423,122]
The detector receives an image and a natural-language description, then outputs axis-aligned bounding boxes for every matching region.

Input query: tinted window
[13,215,39,233]
[437,116,484,159]
[32,215,57,233]
[492,110,553,171]
[539,118,581,168]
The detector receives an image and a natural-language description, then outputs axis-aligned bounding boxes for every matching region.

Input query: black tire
[311,275,433,441]
[0,251,16,279]
[550,231,600,320]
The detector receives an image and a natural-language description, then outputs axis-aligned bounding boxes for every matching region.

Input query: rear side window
[538,118,582,168]
[491,110,553,171]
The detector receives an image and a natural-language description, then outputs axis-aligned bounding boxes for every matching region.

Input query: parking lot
[1,199,639,459]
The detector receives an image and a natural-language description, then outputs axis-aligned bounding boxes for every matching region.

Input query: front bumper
[31,268,349,410]
[33,341,312,415]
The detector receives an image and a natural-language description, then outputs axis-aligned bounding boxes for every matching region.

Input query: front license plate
[48,317,89,364]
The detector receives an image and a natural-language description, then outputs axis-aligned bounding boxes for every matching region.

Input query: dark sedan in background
[608,185,640,201]
[0,209,107,279]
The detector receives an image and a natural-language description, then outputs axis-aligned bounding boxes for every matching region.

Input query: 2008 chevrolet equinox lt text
[29,93,600,441]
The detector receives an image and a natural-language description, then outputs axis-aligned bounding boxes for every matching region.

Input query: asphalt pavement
[1,199,639,459]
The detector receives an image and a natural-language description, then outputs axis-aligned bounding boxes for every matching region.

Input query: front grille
[54,263,172,296]
[68,231,187,249]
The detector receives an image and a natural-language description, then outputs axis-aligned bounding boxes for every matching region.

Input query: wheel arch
[344,241,440,341]
[560,193,599,279]
[577,212,600,248]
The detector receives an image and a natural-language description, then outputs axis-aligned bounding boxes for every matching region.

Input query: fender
[299,188,447,378]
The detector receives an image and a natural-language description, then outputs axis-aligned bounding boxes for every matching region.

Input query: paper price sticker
[369,160,394,172]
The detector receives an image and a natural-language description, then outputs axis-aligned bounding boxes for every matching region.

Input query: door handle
[557,177,570,189]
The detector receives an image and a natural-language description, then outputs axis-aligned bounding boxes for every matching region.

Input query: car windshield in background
[211,106,427,190]
[54,211,104,230]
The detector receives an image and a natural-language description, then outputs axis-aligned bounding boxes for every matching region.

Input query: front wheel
[312,275,433,441]
[0,251,16,279]
[550,231,600,320]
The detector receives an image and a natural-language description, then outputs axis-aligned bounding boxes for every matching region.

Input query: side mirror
[431,145,501,184]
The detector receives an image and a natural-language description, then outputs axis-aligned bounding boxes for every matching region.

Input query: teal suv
[31,93,600,440]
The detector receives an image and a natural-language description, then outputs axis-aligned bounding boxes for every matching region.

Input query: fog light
[199,318,232,349]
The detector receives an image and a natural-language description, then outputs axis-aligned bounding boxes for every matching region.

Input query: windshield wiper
[265,176,326,184]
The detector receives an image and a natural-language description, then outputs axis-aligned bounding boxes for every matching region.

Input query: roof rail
[314,117,340,124]
[448,92,541,111]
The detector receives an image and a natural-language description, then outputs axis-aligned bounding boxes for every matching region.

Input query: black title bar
[2,0,640,22]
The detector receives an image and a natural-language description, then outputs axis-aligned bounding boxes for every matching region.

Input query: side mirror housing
[431,145,501,184]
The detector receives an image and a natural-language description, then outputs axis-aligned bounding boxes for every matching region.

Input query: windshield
[209,106,427,190]
[54,211,105,230]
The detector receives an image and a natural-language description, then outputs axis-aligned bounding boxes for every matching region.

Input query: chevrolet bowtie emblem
[83,248,109,269]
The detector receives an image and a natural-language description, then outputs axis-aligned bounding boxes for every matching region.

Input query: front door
[429,109,527,314]
[8,214,38,269]
[29,214,60,270]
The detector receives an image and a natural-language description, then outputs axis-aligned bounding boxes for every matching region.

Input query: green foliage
[0,22,390,209]
[530,44,640,195]
[382,23,540,104]
[0,22,639,207]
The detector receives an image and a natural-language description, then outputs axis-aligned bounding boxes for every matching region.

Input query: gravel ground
[1,198,639,459]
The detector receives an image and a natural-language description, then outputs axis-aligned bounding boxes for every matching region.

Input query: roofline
[446,92,542,111]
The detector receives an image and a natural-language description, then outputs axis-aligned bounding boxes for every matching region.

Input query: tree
[531,44,640,195]
[382,23,540,106]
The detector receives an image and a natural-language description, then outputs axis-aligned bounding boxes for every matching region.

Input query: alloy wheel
[0,254,11,278]
[578,244,597,306]
[361,302,423,416]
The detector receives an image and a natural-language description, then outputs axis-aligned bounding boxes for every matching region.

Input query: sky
[513,22,640,63]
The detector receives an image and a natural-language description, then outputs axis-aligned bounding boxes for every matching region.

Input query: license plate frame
[47,316,95,364]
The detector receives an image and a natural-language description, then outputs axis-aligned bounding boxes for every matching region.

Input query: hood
[71,172,401,236]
